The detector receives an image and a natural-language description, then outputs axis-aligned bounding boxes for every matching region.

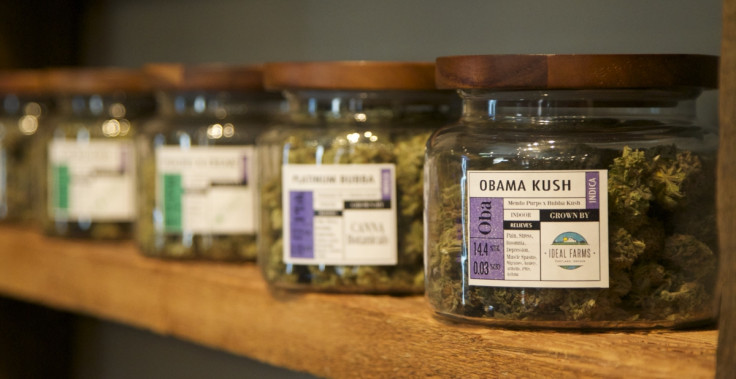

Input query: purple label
[381,168,391,201]
[469,197,504,239]
[289,191,314,259]
[469,197,505,280]
[585,171,599,209]
[469,238,505,280]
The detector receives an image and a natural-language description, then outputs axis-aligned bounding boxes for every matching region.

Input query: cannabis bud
[259,129,431,293]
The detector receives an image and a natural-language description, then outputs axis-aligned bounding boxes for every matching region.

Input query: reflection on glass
[119,119,131,136]
[24,102,41,117]
[178,131,191,149]
[18,116,38,135]
[102,119,121,137]
[346,132,360,143]
[110,103,126,118]
[223,123,235,138]
[89,95,104,115]
[207,123,223,139]
[194,96,206,113]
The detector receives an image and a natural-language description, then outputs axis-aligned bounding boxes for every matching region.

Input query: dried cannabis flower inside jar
[0,70,51,224]
[258,61,458,293]
[136,64,284,260]
[425,54,719,328]
[40,68,154,239]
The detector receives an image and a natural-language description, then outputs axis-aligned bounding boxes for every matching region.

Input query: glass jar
[41,68,155,239]
[259,61,458,293]
[136,64,284,260]
[0,70,52,223]
[425,54,719,328]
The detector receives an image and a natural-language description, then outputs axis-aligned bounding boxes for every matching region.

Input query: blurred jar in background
[0,70,52,223]
[136,63,284,260]
[41,67,155,239]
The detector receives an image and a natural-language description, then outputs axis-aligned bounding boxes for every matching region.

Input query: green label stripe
[162,173,183,232]
[54,165,70,210]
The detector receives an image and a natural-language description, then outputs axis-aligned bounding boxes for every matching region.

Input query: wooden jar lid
[46,67,151,94]
[264,61,436,91]
[144,63,265,91]
[435,54,719,90]
[0,70,45,94]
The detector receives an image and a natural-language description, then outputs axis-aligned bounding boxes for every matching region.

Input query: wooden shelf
[0,226,717,378]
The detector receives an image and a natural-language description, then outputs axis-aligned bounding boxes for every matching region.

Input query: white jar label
[48,139,135,221]
[466,170,609,288]
[156,146,256,234]
[282,164,398,266]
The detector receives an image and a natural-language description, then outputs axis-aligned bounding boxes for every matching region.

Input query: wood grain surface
[718,0,736,377]
[435,54,718,90]
[264,61,436,90]
[144,63,265,91]
[46,67,151,94]
[0,226,717,378]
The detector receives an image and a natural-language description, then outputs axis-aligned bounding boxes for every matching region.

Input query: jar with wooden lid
[0,70,52,223]
[41,67,155,239]
[259,61,458,293]
[425,54,719,328]
[136,63,284,260]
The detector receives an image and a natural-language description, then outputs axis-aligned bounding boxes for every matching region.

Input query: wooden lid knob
[264,61,436,91]
[435,54,719,90]
[144,63,265,91]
